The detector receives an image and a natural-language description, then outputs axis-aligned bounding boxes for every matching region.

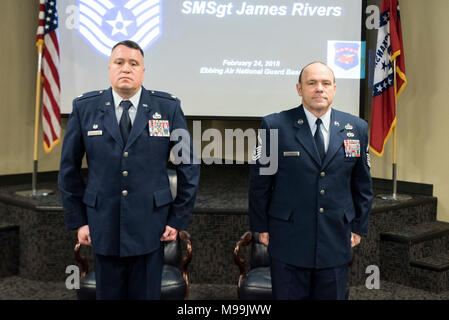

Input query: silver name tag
[87,130,103,136]
[283,151,300,157]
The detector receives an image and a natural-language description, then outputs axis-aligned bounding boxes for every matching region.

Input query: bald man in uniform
[249,62,373,300]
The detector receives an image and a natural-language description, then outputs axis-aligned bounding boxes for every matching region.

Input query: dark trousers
[270,258,349,300]
[94,247,164,300]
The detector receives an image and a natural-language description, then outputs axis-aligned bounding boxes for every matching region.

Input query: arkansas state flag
[370,0,407,156]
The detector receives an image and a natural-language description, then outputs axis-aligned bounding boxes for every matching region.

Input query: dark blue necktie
[314,118,326,162]
[119,100,132,145]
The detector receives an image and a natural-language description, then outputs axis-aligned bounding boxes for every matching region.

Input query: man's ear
[296,83,303,97]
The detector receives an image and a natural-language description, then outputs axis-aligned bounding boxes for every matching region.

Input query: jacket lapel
[125,88,153,149]
[294,105,322,167]
[322,109,346,169]
[101,88,124,148]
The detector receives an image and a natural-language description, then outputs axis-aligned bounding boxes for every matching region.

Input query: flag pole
[392,59,398,198]
[392,126,398,198]
[391,59,399,199]
[32,42,43,195]
[379,59,410,201]
[16,40,53,197]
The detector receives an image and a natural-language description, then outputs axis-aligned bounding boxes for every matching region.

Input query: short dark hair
[111,40,144,57]
[298,61,335,84]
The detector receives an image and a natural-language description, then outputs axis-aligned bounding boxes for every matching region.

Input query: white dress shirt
[112,87,142,125]
[303,106,332,153]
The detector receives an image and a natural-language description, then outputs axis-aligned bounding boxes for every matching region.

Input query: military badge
[149,120,170,137]
[344,139,361,158]
[152,112,162,119]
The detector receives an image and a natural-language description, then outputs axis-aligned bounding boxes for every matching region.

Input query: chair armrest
[233,231,253,288]
[74,242,89,278]
[179,230,192,298]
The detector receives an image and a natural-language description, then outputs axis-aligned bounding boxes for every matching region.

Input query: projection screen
[58,0,365,117]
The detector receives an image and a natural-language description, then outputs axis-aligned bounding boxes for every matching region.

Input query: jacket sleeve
[248,117,275,233]
[167,100,200,231]
[58,100,88,231]
[350,119,373,236]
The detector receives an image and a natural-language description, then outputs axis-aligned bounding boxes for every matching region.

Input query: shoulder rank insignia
[251,134,263,161]
[76,89,104,101]
[366,145,371,168]
[150,90,178,101]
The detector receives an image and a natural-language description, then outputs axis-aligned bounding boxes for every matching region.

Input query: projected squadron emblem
[77,0,162,57]
[333,42,360,71]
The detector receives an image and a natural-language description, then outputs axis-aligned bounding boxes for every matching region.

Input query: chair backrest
[250,232,270,269]
[163,237,182,267]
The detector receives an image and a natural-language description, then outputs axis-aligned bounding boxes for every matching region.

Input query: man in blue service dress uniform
[249,62,373,300]
[58,40,200,299]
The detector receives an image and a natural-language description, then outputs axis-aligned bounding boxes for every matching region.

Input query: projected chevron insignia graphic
[77,0,161,57]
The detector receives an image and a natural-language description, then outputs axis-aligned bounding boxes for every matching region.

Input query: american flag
[36,0,61,153]
[369,0,407,156]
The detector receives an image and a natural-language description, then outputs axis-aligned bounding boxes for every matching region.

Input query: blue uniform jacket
[249,105,373,268]
[58,87,200,257]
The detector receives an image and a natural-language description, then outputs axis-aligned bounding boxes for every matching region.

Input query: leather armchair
[233,231,272,300]
[234,232,352,300]
[74,230,192,300]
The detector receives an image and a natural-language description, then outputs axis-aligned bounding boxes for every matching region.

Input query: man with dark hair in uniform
[59,40,200,299]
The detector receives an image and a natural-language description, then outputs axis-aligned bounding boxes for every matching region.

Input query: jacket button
[122,171,128,177]
[320,189,325,195]
[319,208,324,214]
[122,190,128,196]
[123,152,129,158]
[320,172,326,177]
